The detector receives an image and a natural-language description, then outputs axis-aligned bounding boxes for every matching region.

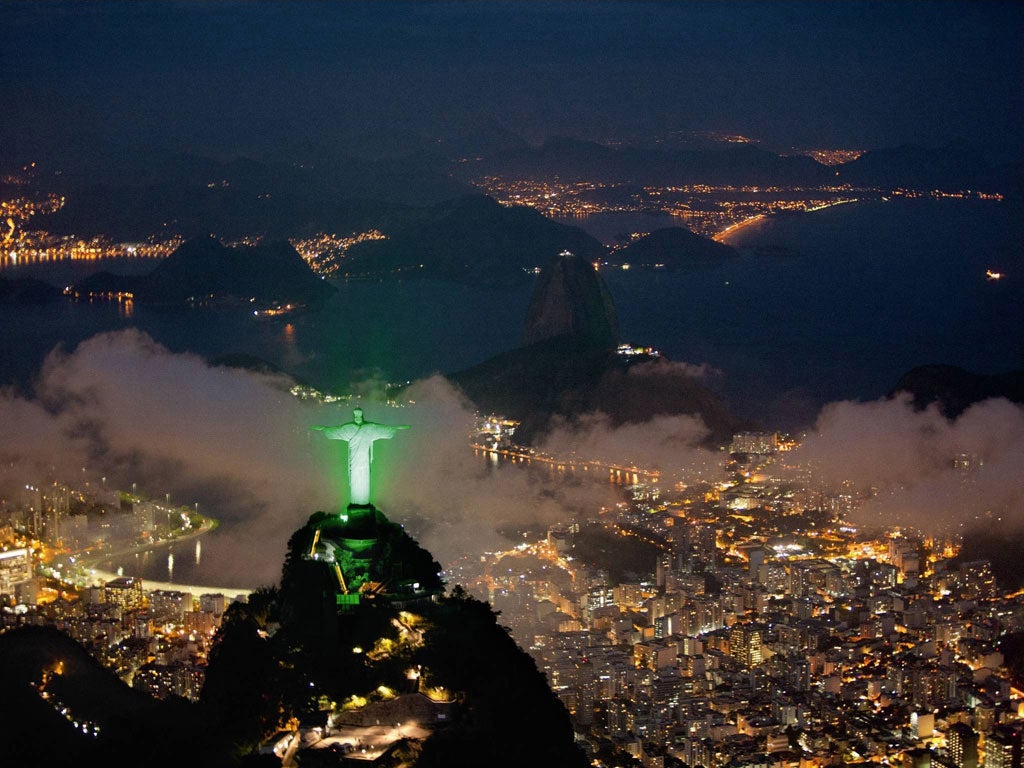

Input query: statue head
[353,407,364,425]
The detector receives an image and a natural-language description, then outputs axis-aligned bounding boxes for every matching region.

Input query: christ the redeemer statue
[312,407,409,507]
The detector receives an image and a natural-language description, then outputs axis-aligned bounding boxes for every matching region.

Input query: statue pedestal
[345,503,377,529]
[340,504,379,556]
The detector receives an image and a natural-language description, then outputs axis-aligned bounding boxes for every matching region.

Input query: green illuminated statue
[312,407,409,507]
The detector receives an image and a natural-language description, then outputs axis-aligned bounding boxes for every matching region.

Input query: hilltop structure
[307,408,433,607]
[225,406,582,766]
[0,405,584,767]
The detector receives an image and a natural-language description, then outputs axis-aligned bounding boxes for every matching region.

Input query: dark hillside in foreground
[0,625,161,767]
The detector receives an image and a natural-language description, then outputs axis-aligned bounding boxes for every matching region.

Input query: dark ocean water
[607,198,1023,425]
[2,198,1020,426]
[0,277,532,393]
[94,530,273,591]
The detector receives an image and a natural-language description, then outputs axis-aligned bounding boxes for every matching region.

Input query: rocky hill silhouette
[890,364,1024,418]
[522,250,619,348]
[74,235,334,305]
[342,194,604,285]
[451,251,741,445]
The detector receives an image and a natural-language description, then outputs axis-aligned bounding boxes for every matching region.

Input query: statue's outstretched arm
[310,425,326,431]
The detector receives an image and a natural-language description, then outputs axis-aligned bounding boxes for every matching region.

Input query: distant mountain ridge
[30,136,1018,252]
[74,235,334,305]
[472,136,831,186]
[467,137,1018,194]
[37,146,468,238]
[833,142,1006,191]
[43,183,414,242]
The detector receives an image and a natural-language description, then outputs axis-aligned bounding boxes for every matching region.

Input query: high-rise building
[199,593,228,616]
[729,623,767,668]
[104,576,145,611]
[149,590,191,622]
[0,548,33,597]
[132,661,206,701]
[948,722,980,768]
[985,722,1023,768]
[677,522,717,573]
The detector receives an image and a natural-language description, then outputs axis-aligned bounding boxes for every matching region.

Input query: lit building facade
[104,577,145,611]
[0,548,33,596]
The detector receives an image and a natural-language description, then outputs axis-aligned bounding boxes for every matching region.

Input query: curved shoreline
[717,197,863,246]
[64,517,258,598]
[72,516,218,571]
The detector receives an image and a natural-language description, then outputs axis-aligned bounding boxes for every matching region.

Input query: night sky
[2,1,1022,160]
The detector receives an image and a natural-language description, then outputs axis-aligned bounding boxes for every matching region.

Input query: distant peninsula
[606,227,737,269]
[341,194,605,286]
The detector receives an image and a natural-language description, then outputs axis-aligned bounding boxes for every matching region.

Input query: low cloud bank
[2,331,339,583]
[538,411,718,480]
[791,395,1024,533]
[2,331,1021,586]
[375,376,620,564]
[0,332,620,580]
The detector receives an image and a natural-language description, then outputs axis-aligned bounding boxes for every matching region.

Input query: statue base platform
[337,504,380,556]
[344,503,378,528]
[298,505,443,610]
